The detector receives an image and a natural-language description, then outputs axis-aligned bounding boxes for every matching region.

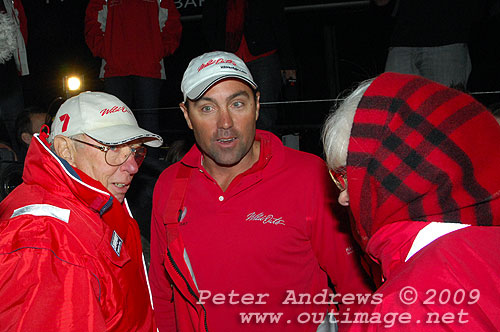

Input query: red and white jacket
[345,222,500,331]
[150,130,372,332]
[1,0,28,75]
[0,133,156,331]
[85,0,182,79]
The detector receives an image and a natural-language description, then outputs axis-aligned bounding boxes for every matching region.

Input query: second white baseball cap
[181,51,258,102]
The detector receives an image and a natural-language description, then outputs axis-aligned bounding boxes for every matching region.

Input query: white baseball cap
[49,91,163,147]
[181,51,258,101]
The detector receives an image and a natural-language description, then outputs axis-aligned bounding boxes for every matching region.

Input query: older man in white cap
[149,51,372,332]
[0,92,162,331]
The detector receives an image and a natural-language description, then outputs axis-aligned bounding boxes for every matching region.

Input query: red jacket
[2,0,29,75]
[345,223,500,331]
[150,130,372,331]
[341,73,500,330]
[0,133,156,331]
[85,0,182,79]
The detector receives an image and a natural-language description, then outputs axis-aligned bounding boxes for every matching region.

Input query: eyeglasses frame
[329,166,348,192]
[70,137,146,167]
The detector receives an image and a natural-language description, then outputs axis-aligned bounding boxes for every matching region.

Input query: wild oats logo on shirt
[246,212,285,226]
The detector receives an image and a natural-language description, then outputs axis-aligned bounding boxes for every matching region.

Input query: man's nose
[217,108,233,129]
[120,153,140,175]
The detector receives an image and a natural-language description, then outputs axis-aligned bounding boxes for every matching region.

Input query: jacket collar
[365,221,429,280]
[367,220,471,281]
[24,133,129,238]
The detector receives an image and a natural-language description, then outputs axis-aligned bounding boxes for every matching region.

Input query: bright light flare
[66,76,82,91]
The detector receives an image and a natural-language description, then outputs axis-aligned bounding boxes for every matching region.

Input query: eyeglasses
[71,137,147,167]
[329,166,347,192]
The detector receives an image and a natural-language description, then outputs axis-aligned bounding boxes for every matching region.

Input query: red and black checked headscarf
[347,73,500,249]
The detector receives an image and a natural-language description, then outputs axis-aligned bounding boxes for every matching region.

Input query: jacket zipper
[166,248,209,331]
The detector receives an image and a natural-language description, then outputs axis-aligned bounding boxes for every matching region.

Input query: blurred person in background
[373,0,488,90]
[0,0,29,158]
[202,0,297,132]
[15,106,50,162]
[85,0,182,155]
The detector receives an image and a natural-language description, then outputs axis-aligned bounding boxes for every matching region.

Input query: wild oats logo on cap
[197,58,238,72]
[181,51,258,102]
[100,105,131,116]
[49,91,163,147]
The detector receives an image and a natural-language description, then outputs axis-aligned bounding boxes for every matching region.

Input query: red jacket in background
[150,130,373,332]
[2,0,29,75]
[0,134,156,331]
[85,0,182,79]
[11,0,27,40]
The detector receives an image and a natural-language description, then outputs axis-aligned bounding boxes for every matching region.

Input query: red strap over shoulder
[164,165,193,246]
[164,164,192,226]
[161,164,204,313]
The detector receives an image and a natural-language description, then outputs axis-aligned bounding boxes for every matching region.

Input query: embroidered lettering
[99,105,130,116]
[246,212,285,226]
[198,58,238,72]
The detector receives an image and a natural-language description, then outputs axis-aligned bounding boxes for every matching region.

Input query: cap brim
[186,74,258,101]
[85,124,163,147]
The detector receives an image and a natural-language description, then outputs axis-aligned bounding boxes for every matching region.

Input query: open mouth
[114,183,129,188]
[217,137,236,143]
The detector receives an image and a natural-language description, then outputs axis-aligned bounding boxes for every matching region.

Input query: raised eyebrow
[193,97,216,107]
[194,90,250,106]
[227,90,250,102]
[195,96,216,105]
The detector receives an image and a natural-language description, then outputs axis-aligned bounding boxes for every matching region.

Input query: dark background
[15,0,500,237]
[20,0,500,155]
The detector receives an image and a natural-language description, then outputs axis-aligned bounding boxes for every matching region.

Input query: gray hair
[49,133,86,154]
[69,134,87,150]
[322,79,373,170]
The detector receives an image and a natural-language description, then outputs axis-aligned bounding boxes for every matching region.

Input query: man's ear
[21,132,32,146]
[53,135,77,167]
[255,91,260,122]
[179,102,193,130]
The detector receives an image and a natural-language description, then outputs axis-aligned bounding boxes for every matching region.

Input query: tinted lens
[105,145,147,166]
[133,146,147,167]
[329,168,347,191]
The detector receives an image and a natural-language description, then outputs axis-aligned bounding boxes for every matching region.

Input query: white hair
[322,79,373,170]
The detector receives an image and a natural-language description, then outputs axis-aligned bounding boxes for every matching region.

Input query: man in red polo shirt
[149,51,372,332]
